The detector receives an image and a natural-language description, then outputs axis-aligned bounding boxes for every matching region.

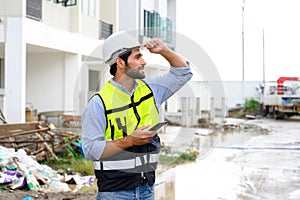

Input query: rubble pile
[0,122,94,192]
[0,122,81,161]
[0,146,94,192]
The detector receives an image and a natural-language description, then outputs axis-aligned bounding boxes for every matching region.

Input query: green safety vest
[97,79,159,140]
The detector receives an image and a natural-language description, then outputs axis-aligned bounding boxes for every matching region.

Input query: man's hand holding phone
[148,121,168,131]
[125,122,168,146]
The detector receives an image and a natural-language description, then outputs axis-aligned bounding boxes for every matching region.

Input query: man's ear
[116,57,125,69]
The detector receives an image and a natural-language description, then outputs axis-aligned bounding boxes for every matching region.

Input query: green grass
[159,151,198,168]
[42,148,94,176]
[43,158,94,175]
[244,97,260,111]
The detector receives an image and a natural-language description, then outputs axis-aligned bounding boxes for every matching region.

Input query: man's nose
[141,58,147,65]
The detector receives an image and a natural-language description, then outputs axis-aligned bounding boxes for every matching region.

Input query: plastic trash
[22,197,33,200]
[11,177,26,190]
[25,170,40,191]
[65,174,94,185]
[47,179,70,192]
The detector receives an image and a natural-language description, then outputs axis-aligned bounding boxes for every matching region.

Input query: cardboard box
[26,109,38,122]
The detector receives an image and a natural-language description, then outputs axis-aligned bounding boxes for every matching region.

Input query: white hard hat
[103,31,141,66]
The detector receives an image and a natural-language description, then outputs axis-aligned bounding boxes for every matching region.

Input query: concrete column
[190,97,196,126]
[209,97,215,122]
[75,62,88,115]
[4,17,26,123]
[181,97,190,127]
[70,1,82,33]
[196,97,201,119]
[221,97,228,118]
[64,54,81,113]
[159,102,165,122]
[159,102,166,133]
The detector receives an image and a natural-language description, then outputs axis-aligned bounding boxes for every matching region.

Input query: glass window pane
[89,70,100,91]
[144,10,148,36]
[65,0,76,6]
[89,0,95,17]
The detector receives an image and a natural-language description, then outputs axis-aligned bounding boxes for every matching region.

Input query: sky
[177,0,300,82]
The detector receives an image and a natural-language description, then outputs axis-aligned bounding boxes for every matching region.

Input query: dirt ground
[0,189,97,200]
[1,117,299,200]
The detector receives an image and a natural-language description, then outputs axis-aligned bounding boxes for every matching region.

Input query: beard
[125,64,146,79]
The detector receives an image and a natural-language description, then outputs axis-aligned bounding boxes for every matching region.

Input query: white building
[1,0,259,126]
[0,0,182,123]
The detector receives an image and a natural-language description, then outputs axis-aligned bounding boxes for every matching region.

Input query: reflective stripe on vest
[93,153,159,170]
[97,79,159,140]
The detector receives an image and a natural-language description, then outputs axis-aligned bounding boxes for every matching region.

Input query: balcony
[143,10,172,44]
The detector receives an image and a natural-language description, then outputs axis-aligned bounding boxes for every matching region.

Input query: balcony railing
[143,10,172,44]
[26,0,42,21]
[99,20,113,39]
[54,0,77,7]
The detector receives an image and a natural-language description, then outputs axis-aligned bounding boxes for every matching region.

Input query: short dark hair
[109,50,132,76]
[110,63,117,76]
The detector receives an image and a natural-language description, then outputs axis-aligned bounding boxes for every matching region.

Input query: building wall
[43,0,73,32]
[189,81,260,109]
[42,0,101,39]
[26,52,65,112]
[0,88,4,119]
[168,0,176,31]
[100,0,117,31]
[0,0,24,16]
[118,0,138,31]
[224,81,260,108]
[81,0,100,38]
[81,15,99,38]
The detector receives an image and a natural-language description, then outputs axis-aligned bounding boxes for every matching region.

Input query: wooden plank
[0,139,53,143]
[0,122,42,135]
[0,127,49,139]
[54,136,80,152]
[35,133,59,161]
[9,137,17,149]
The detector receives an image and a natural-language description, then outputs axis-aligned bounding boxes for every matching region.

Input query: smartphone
[148,121,168,131]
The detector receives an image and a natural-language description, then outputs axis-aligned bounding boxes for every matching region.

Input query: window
[83,0,95,17]
[26,0,42,21]
[0,59,4,88]
[99,20,113,39]
[53,0,77,7]
[64,0,76,7]
[89,70,100,92]
[143,9,172,43]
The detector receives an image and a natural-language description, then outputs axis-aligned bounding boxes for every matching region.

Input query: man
[81,31,192,199]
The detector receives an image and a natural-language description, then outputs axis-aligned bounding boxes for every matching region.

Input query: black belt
[139,176,148,186]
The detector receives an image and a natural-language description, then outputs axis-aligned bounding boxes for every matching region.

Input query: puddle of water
[156,123,300,200]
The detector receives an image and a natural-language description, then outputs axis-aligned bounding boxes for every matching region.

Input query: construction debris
[0,146,94,192]
[0,122,93,192]
[0,122,81,162]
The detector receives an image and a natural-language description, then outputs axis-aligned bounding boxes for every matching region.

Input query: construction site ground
[1,117,300,199]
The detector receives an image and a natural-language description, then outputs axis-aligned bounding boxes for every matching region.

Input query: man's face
[125,48,147,79]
